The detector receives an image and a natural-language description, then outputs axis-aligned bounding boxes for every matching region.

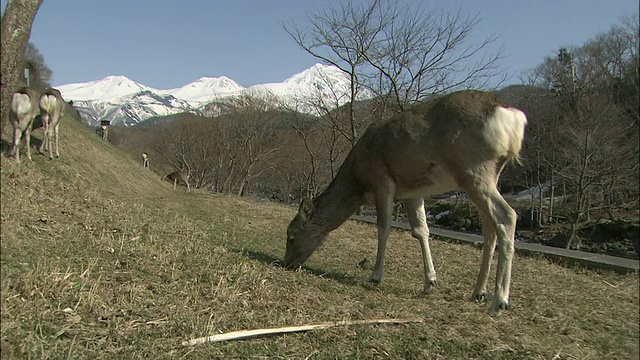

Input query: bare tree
[283,0,382,147]
[529,16,639,248]
[228,95,281,196]
[288,115,320,197]
[25,42,52,90]
[361,4,506,110]
[151,116,199,183]
[282,1,506,214]
[214,116,242,194]
[1,0,44,132]
[283,0,505,125]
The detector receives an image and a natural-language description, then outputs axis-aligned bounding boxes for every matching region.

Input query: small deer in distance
[163,170,191,192]
[142,153,149,168]
[38,88,65,160]
[9,87,40,163]
[284,90,527,317]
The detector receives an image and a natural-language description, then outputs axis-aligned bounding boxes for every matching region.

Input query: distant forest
[108,14,637,236]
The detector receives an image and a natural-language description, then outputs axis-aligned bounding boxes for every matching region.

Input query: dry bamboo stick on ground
[182,318,423,346]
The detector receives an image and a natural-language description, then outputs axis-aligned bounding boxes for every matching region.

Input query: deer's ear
[298,198,314,221]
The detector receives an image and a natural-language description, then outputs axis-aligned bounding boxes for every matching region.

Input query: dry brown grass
[1,116,638,359]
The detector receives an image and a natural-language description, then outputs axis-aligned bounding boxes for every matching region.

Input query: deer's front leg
[370,186,395,284]
[405,198,437,293]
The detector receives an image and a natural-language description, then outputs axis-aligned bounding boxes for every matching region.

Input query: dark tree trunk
[1,0,44,132]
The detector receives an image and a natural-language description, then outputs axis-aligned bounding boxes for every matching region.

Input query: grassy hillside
[1,116,638,359]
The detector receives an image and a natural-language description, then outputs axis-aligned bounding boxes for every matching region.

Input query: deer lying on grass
[283,90,527,317]
[163,170,191,192]
[38,88,65,160]
[9,87,40,163]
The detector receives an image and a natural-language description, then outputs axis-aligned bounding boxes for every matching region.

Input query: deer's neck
[311,169,363,233]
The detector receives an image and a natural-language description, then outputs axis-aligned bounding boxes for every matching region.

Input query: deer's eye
[287,236,295,246]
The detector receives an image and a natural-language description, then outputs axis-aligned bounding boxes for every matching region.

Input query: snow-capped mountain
[58,75,153,101]
[158,76,244,105]
[71,91,196,127]
[57,64,366,127]
[247,63,367,113]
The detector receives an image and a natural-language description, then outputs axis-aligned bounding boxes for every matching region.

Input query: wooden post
[100,120,111,140]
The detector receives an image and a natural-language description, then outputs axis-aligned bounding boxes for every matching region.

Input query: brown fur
[38,88,65,160]
[284,90,527,316]
[163,170,191,192]
[9,87,40,163]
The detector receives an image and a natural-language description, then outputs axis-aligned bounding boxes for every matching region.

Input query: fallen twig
[182,318,423,346]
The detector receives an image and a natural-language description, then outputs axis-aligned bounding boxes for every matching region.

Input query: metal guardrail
[350,215,639,274]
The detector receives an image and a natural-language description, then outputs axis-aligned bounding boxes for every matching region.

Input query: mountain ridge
[57,63,359,126]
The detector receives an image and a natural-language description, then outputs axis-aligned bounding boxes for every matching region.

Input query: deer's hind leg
[455,161,516,316]
[24,124,33,162]
[52,120,60,159]
[404,197,437,293]
[471,213,497,302]
[39,114,49,155]
[11,126,23,162]
[465,185,516,316]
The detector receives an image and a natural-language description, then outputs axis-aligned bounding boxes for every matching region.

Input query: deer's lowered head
[284,173,364,269]
[283,199,327,268]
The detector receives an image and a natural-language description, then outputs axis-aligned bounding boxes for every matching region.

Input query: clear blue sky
[3,0,638,89]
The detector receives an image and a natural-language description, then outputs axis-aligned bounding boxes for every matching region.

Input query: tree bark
[1,0,44,131]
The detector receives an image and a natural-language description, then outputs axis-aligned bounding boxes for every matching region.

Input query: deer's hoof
[422,280,437,294]
[471,292,487,303]
[489,301,510,317]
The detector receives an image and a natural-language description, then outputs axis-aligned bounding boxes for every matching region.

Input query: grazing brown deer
[9,87,40,163]
[283,90,527,317]
[38,88,65,160]
[163,170,191,192]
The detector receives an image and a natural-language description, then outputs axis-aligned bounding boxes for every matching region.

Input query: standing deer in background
[38,88,65,160]
[163,170,191,192]
[283,90,527,317]
[142,153,149,168]
[9,87,40,163]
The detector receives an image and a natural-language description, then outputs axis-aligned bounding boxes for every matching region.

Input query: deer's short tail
[39,94,58,114]
[490,106,528,166]
[11,93,35,120]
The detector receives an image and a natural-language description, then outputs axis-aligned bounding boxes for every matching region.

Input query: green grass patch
[1,117,638,359]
